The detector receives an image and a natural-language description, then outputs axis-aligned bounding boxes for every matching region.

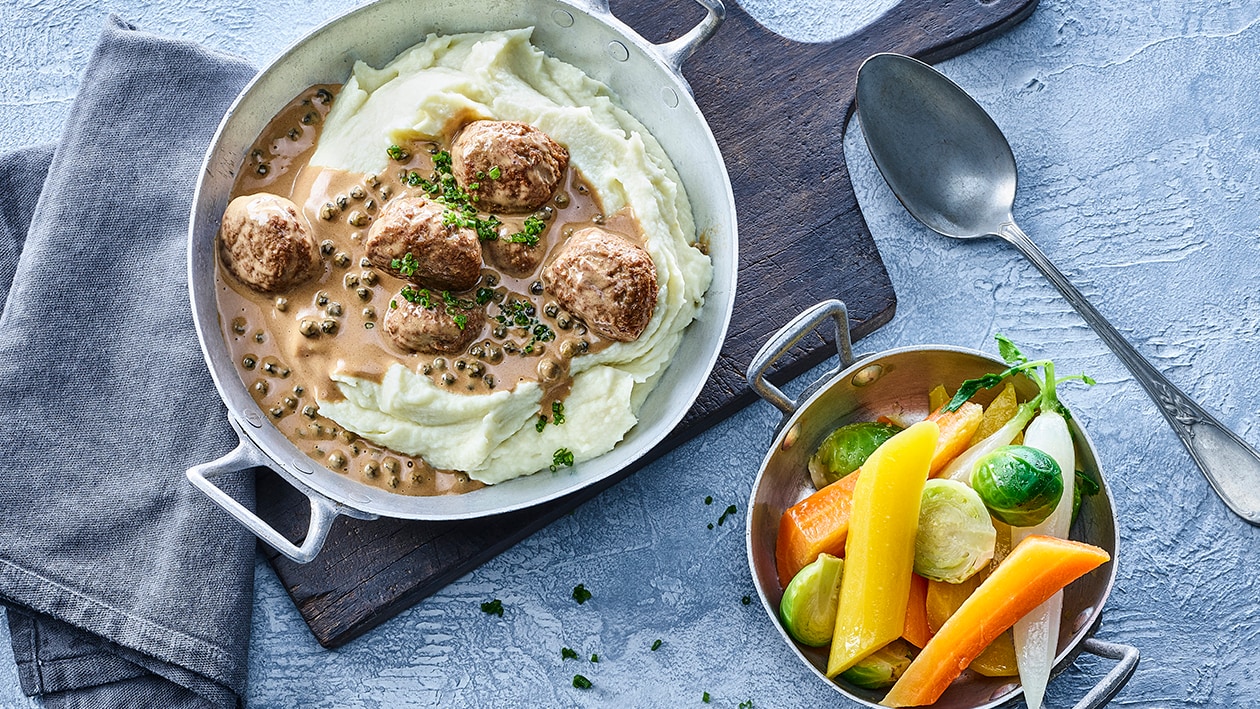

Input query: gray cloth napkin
[0,17,259,709]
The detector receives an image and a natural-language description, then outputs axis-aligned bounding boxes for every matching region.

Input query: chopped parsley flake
[572,674,592,690]
[391,252,420,277]
[400,285,432,308]
[650,639,662,651]
[571,583,591,605]
[386,144,410,161]
[551,448,575,472]
[480,599,503,617]
[506,214,547,246]
[561,647,578,661]
[488,165,502,179]
[717,504,738,526]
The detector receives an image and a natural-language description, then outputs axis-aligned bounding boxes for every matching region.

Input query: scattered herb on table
[573,674,592,689]
[480,599,503,617]
[650,639,662,651]
[704,495,712,505]
[590,653,599,663]
[717,504,738,526]
[741,595,751,605]
[707,523,713,530]
[561,647,578,660]
[702,692,710,703]
[572,583,592,604]
[739,701,754,709]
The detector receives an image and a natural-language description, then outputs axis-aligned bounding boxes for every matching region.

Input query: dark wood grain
[258,0,1039,648]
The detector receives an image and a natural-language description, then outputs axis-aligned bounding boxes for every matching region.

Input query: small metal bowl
[744,300,1138,708]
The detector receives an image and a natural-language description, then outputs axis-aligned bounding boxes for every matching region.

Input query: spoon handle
[997,221,1260,525]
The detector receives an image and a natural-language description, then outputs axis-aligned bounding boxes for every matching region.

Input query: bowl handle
[1071,638,1141,709]
[570,0,726,77]
[746,299,855,415]
[186,415,342,564]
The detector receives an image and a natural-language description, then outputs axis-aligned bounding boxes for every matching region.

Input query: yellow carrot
[880,535,1110,707]
[826,420,939,677]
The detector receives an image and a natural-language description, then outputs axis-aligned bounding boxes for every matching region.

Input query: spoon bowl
[855,53,1015,239]
[855,52,1260,526]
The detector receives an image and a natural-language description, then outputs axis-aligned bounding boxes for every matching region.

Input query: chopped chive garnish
[561,647,578,660]
[480,599,503,616]
[572,583,592,605]
[650,639,662,651]
[573,674,592,689]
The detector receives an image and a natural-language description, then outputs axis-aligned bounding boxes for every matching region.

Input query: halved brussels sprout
[839,638,916,689]
[779,553,844,647]
[808,422,902,488]
[914,479,997,583]
[971,445,1064,527]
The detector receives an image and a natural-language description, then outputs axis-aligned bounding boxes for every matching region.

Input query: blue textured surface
[3,0,1259,706]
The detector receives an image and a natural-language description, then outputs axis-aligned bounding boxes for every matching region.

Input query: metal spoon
[855,52,1260,526]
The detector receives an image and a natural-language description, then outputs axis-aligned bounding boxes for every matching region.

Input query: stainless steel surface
[187,0,738,558]
[747,299,855,415]
[745,301,1135,708]
[855,51,1260,527]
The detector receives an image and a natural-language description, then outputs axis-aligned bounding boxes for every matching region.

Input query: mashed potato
[311,29,711,484]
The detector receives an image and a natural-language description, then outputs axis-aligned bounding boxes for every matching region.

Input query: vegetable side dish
[774,337,1107,707]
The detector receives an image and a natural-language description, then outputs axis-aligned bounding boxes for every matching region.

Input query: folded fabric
[0,17,258,709]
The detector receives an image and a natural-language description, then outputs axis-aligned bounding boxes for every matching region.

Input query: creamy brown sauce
[216,85,641,495]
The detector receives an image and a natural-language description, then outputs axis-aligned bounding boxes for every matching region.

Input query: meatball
[365,196,482,291]
[219,193,319,293]
[542,227,658,342]
[483,236,544,277]
[384,290,485,354]
[452,121,569,213]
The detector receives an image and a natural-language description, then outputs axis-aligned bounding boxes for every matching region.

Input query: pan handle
[186,415,343,564]
[746,299,855,415]
[1070,638,1141,709]
[570,0,726,76]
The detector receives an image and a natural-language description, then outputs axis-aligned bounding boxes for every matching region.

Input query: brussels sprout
[971,445,1064,527]
[808,422,902,488]
[914,479,996,583]
[839,639,916,689]
[779,553,844,647]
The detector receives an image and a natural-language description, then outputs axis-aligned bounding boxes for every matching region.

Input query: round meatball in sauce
[483,235,545,277]
[365,196,482,291]
[384,292,485,354]
[219,193,319,293]
[542,227,658,343]
[452,120,569,213]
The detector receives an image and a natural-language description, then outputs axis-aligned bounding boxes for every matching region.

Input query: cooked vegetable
[827,421,939,677]
[927,385,950,413]
[972,445,1063,527]
[881,535,1111,707]
[1008,351,1080,709]
[940,397,1039,482]
[925,402,984,476]
[840,639,916,689]
[925,571,1017,678]
[901,573,932,649]
[779,553,845,647]
[968,381,1019,446]
[808,422,901,488]
[776,472,861,587]
[913,479,996,583]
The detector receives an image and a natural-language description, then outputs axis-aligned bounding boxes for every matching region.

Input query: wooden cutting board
[256,0,1038,648]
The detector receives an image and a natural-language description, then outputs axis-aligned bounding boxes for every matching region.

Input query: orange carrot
[926,402,983,476]
[880,535,1110,707]
[775,472,861,587]
[901,573,932,649]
